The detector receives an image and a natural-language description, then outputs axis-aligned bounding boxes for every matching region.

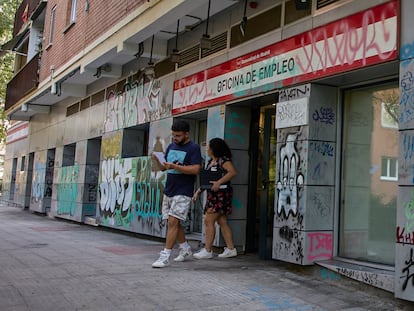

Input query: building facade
[2,0,414,302]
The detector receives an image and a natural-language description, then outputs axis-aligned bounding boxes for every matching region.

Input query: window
[62,144,76,167]
[381,157,398,181]
[121,124,149,158]
[381,102,398,129]
[49,6,56,45]
[340,82,399,266]
[70,0,78,23]
[21,156,25,171]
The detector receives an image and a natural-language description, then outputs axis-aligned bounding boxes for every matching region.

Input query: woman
[192,138,237,259]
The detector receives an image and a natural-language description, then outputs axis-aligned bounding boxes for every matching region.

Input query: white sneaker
[193,248,213,259]
[174,247,192,262]
[152,250,170,268]
[218,247,237,258]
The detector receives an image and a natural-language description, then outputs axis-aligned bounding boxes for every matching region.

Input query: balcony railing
[5,52,40,111]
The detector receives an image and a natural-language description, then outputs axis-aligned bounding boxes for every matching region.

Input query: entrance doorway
[246,104,277,259]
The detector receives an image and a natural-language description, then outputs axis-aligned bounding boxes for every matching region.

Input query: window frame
[48,6,56,46]
[380,156,398,181]
[70,0,78,23]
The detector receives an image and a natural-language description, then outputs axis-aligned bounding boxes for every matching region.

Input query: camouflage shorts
[161,194,191,221]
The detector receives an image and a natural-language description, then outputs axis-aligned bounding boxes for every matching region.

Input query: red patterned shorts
[205,187,233,215]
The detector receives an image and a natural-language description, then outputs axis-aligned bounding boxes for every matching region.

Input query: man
[151,120,202,268]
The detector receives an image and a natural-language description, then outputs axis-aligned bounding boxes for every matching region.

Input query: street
[0,203,412,311]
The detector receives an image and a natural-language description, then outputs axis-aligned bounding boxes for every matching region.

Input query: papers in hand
[153,152,166,164]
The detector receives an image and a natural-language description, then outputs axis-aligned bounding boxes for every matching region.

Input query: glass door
[257,105,277,259]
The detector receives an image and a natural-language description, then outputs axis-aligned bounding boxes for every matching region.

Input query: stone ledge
[316,258,394,293]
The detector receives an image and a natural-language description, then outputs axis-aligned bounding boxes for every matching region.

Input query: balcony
[13,0,46,36]
[5,52,40,112]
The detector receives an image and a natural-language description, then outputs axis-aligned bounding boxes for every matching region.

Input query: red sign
[173,0,398,114]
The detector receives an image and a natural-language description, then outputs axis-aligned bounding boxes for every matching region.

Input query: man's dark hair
[171,120,190,132]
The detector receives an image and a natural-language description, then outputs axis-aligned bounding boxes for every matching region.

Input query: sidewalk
[0,203,413,311]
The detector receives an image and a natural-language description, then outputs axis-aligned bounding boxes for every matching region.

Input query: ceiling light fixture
[200,0,212,50]
[170,19,180,64]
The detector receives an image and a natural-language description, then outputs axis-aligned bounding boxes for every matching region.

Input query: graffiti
[307,232,332,261]
[104,77,168,132]
[174,71,213,110]
[279,84,309,102]
[397,226,414,245]
[57,164,79,216]
[99,157,166,235]
[45,155,54,198]
[296,7,395,74]
[88,183,97,202]
[225,111,246,144]
[274,239,304,264]
[276,98,308,128]
[309,191,330,219]
[401,248,414,291]
[174,2,396,113]
[134,157,164,220]
[402,134,414,172]
[100,158,133,218]
[404,190,414,233]
[310,161,326,181]
[337,267,393,292]
[309,142,334,157]
[320,268,341,281]
[276,133,304,218]
[32,161,46,202]
[400,63,414,124]
[312,107,335,125]
[206,106,225,153]
[401,41,414,62]
[101,131,122,160]
[279,226,294,241]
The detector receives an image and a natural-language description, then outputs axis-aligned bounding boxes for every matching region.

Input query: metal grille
[201,32,227,58]
[317,0,340,9]
[91,90,105,106]
[178,45,200,68]
[66,102,79,117]
[80,98,90,111]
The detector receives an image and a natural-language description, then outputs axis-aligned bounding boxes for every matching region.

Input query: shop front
[171,0,400,290]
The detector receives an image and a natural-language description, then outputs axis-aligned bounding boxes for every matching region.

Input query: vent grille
[201,32,227,58]
[178,45,200,68]
[91,90,105,106]
[80,97,90,111]
[66,102,80,117]
[317,0,340,9]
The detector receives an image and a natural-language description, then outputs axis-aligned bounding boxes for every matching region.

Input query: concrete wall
[273,84,337,265]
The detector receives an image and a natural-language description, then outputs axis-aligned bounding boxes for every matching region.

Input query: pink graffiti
[307,232,333,261]
[176,71,213,109]
[104,77,161,132]
[297,7,395,73]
